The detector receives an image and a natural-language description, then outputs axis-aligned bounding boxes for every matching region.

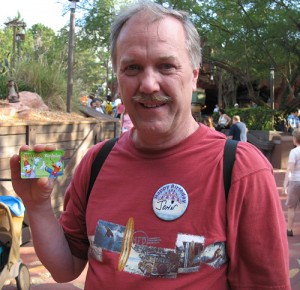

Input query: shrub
[0,57,73,111]
[213,107,284,131]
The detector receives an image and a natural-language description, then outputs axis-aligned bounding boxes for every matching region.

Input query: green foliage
[0,75,8,99]
[213,107,283,130]
[0,57,69,110]
[0,21,82,111]
[161,0,300,108]
[234,107,275,130]
[13,58,68,110]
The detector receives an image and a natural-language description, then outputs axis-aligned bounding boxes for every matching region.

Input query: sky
[0,0,72,33]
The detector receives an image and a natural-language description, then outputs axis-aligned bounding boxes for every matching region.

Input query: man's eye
[123,65,141,75]
[159,64,175,72]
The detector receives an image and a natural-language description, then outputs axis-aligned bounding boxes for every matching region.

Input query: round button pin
[152,183,189,221]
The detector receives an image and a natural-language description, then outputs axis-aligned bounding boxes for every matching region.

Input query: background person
[90,99,97,109]
[104,95,113,115]
[213,104,219,113]
[228,115,248,142]
[287,108,299,134]
[115,98,125,119]
[120,107,133,133]
[113,95,122,117]
[203,115,215,130]
[86,93,95,107]
[10,1,290,289]
[283,127,300,237]
[95,98,105,114]
[216,109,231,131]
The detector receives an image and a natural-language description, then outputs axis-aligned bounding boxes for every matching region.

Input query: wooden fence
[0,116,120,216]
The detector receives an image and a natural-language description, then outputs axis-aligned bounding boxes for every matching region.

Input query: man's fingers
[10,154,21,179]
[45,144,56,151]
[32,144,56,152]
[19,145,30,154]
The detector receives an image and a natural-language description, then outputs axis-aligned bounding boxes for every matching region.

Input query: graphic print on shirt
[89,219,227,278]
[94,220,125,253]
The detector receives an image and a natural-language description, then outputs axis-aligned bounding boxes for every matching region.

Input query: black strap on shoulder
[87,137,236,203]
[86,138,118,203]
[223,139,238,200]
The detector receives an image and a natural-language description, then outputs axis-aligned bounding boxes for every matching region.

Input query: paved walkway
[2,170,300,289]
[2,245,87,290]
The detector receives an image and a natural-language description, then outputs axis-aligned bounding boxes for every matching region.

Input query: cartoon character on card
[21,157,41,178]
[40,158,63,178]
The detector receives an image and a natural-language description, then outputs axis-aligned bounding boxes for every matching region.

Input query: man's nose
[139,68,160,94]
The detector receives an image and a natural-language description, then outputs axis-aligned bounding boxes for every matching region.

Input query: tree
[75,0,138,97]
[157,0,300,110]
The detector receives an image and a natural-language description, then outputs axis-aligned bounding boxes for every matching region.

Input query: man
[228,115,248,142]
[287,108,299,133]
[10,1,290,289]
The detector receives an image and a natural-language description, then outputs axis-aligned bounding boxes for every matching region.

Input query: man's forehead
[120,55,178,65]
[120,12,183,35]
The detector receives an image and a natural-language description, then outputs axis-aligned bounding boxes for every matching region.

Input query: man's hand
[10,144,56,206]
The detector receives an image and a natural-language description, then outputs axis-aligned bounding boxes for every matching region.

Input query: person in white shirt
[213,104,219,113]
[216,109,231,131]
[283,127,300,236]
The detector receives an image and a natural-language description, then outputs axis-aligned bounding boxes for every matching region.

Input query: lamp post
[270,66,275,110]
[209,61,214,83]
[16,29,26,62]
[66,0,79,113]
[4,19,26,70]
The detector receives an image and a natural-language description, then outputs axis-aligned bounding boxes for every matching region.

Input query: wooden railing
[0,117,120,216]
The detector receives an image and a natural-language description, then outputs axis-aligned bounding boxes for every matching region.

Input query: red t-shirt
[60,125,290,289]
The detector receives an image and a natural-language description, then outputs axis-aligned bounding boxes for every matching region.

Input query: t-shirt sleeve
[288,149,296,164]
[226,142,290,288]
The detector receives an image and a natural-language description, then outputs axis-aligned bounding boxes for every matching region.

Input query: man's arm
[283,162,294,194]
[26,200,87,281]
[228,125,235,139]
[226,144,290,289]
[10,145,87,282]
[225,114,231,126]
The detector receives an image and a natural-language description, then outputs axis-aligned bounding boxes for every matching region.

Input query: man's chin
[138,123,172,136]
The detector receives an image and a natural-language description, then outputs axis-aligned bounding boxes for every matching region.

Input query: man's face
[115,13,199,138]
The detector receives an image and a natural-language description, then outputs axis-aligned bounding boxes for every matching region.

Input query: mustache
[132,94,172,103]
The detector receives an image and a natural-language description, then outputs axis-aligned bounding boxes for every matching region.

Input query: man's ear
[192,68,199,90]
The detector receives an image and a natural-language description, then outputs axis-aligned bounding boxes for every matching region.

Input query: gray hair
[110,0,202,71]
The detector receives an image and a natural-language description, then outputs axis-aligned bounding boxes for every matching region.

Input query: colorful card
[20,150,65,179]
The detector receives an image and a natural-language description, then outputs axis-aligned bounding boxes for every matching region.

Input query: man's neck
[131,121,200,151]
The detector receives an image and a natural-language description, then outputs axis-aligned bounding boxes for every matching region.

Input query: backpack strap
[86,138,118,203]
[223,139,238,200]
[87,137,237,203]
